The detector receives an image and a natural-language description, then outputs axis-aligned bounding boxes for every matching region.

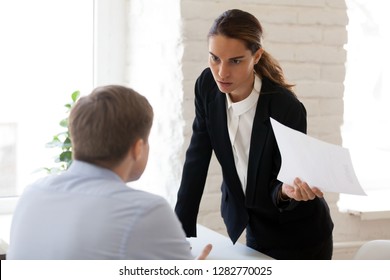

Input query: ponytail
[255,51,295,93]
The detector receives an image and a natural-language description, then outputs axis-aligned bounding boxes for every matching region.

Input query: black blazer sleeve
[242,79,307,211]
[267,89,307,211]
[174,70,214,237]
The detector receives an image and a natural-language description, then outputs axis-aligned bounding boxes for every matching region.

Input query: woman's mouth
[217,80,233,92]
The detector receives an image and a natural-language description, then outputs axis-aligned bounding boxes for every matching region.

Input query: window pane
[0,124,17,196]
[343,0,390,192]
[0,0,93,196]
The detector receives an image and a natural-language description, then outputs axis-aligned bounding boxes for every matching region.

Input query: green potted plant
[44,90,80,173]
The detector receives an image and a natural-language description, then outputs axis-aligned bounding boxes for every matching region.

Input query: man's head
[69,85,153,177]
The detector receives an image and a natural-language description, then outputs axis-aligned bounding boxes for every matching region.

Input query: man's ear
[131,138,144,161]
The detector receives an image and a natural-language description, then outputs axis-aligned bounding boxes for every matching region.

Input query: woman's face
[208,35,263,102]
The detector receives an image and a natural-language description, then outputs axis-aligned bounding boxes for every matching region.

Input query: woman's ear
[254,48,264,64]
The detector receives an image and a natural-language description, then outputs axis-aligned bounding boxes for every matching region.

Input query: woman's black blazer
[175,68,333,250]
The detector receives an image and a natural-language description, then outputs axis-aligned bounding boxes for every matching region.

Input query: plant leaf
[46,141,63,148]
[59,151,72,162]
[59,118,68,128]
[62,137,72,149]
[43,90,80,174]
[71,90,80,102]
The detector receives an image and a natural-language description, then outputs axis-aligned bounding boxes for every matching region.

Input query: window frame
[0,0,127,215]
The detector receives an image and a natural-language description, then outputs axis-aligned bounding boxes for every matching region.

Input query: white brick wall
[125,0,184,204]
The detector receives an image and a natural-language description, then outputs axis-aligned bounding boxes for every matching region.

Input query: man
[7,85,211,259]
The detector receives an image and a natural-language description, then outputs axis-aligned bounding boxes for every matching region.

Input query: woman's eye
[232,59,241,64]
[210,55,219,62]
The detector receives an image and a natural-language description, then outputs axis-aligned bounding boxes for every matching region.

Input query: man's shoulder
[113,186,170,208]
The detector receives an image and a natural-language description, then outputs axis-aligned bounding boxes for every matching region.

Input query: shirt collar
[226,74,262,116]
[67,160,123,182]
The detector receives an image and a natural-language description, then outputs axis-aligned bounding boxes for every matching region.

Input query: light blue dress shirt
[7,160,193,259]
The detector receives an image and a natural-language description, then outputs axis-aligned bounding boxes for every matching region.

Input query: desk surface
[187,224,273,260]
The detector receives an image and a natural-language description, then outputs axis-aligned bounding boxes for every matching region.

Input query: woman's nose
[218,62,230,79]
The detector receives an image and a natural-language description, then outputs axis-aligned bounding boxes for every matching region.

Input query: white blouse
[226,75,261,193]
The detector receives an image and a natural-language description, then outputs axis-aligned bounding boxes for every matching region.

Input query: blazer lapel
[208,91,245,200]
[245,89,271,207]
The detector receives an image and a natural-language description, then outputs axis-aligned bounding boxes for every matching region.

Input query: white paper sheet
[270,118,366,196]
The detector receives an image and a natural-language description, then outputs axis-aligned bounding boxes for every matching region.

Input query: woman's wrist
[278,188,291,202]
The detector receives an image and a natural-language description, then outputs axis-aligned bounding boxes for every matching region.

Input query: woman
[175,9,334,260]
